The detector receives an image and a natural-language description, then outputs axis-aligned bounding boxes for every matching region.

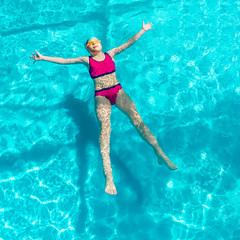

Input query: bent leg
[95,95,117,194]
[115,89,178,170]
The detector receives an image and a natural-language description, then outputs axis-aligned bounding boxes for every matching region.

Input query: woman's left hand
[142,21,153,31]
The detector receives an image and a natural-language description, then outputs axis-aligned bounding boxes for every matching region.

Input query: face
[86,38,102,53]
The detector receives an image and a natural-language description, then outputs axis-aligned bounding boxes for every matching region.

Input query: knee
[130,111,143,128]
[99,119,111,133]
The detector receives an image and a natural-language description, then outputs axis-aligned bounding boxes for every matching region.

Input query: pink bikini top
[89,53,116,79]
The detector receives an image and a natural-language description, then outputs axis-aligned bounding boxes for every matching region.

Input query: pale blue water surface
[0,0,240,239]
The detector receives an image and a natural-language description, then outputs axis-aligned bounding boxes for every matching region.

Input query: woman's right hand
[142,21,153,32]
[30,50,43,63]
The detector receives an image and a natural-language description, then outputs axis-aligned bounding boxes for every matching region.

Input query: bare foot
[158,156,178,170]
[105,177,117,195]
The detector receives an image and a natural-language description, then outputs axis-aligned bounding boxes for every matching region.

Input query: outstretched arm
[30,50,89,65]
[108,21,153,58]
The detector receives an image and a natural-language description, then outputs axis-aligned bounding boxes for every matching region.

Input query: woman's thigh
[115,89,138,116]
[95,95,112,124]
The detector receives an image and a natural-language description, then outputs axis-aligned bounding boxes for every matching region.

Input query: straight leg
[95,95,117,194]
[115,89,178,170]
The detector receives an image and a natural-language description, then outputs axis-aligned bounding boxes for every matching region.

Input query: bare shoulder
[107,49,117,60]
[75,56,89,64]
[107,45,125,58]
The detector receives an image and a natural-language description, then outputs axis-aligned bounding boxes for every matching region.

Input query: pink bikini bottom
[95,84,122,105]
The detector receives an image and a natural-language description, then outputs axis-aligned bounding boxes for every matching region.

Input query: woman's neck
[91,51,105,59]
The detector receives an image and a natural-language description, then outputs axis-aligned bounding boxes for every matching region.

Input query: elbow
[61,58,69,65]
[59,58,68,64]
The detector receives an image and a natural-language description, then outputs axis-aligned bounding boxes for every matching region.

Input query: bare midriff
[93,72,120,91]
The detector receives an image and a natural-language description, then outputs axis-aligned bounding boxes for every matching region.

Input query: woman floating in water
[30,21,178,195]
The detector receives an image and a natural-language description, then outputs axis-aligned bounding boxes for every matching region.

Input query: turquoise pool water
[1,0,240,239]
